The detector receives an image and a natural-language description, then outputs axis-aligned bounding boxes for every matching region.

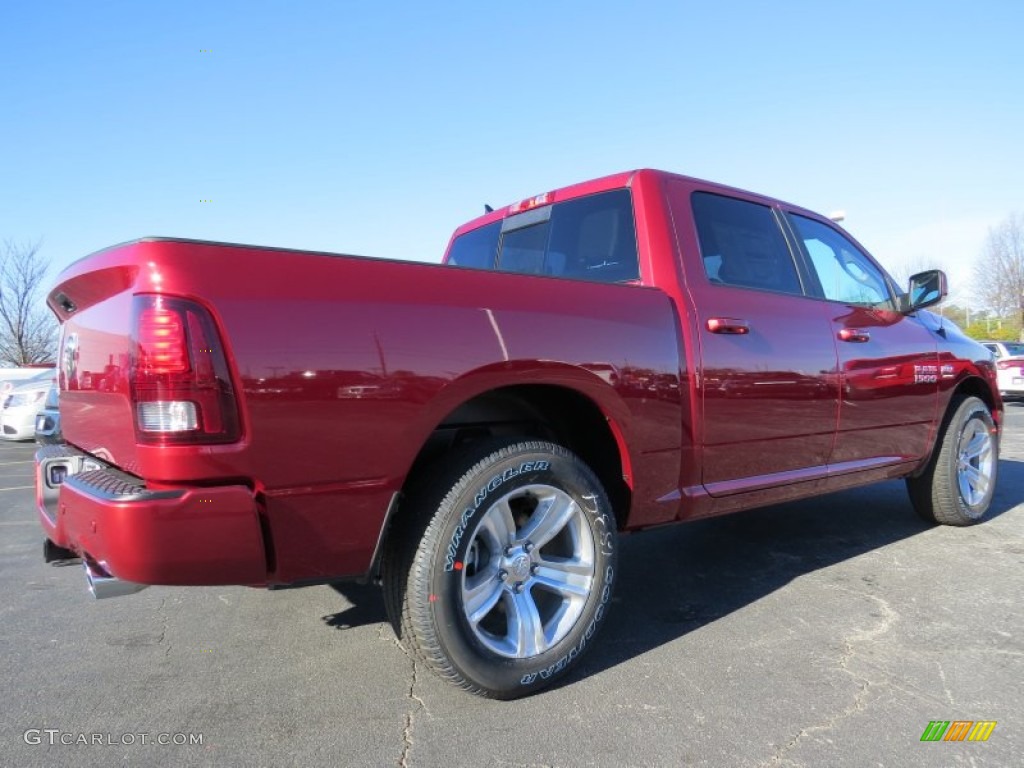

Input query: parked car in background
[0,365,56,400]
[34,383,62,444]
[981,340,1024,400]
[2,370,56,440]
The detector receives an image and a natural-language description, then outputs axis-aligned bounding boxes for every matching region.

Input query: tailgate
[50,257,139,470]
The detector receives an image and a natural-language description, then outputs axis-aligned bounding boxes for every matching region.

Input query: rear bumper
[36,445,267,586]
[996,371,1024,398]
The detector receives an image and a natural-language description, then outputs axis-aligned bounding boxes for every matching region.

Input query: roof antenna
[484,204,494,213]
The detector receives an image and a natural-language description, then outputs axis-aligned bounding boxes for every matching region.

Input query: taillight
[130,295,240,444]
[996,360,1022,371]
[137,307,188,374]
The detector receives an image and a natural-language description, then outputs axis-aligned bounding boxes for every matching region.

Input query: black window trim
[776,209,825,300]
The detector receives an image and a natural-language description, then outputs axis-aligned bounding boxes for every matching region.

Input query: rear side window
[691,192,802,295]
[447,190,640,284]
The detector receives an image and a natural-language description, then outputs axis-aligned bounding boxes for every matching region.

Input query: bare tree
[887,255,946,290]
[0,240,58,366]
[973,212,1024,331]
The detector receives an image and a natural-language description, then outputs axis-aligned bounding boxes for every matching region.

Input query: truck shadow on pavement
[560,457,1023,690]
[322,584,388,629]
[322,458,1023,688]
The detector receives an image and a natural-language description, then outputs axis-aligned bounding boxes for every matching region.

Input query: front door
[783,212,939,467]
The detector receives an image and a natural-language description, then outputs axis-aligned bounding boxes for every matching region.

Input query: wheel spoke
[478,499,516,551]
[463,572,504,625]
[535,555,593,577]
[518,493,578,549]
[528,561,593,606]
[964,465,989,495]
[962,430,989,462]
[978,442,993,463]
[507,589,547,657]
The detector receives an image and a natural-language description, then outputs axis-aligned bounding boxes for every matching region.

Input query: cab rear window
[446,221,500,269]
[447,189,640,284]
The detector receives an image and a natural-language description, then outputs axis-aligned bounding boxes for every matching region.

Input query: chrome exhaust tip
[83,561,148,600]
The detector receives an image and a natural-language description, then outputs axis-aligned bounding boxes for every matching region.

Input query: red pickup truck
[37,169,1001,698]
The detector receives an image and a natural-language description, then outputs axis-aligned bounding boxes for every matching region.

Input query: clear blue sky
[2,0,1021,303]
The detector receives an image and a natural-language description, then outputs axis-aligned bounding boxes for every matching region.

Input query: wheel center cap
[507,553,531,581]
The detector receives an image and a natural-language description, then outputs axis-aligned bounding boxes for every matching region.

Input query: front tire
[907,395,998,525]
[383,439,617,699]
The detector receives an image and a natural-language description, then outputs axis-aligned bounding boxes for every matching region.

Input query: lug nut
[498,570,508,582]
[524,541,534,553]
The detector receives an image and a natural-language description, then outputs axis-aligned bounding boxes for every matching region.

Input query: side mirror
[905,269,947,312]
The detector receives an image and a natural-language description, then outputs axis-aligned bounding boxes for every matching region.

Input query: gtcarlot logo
[24,729,203,746]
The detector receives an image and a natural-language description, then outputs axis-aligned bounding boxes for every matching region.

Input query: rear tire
[907,396,998,525]
[382,438,617,699]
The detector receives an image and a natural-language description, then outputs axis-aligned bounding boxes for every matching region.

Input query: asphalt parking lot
[2,408,1022,768]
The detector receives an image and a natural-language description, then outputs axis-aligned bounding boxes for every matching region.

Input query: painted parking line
[0,485,35,491]
[0,460,34,465]
[0,520,38,526]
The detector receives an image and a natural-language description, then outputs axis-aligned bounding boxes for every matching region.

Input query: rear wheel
[383,439,617,699]
[907,396,998,525]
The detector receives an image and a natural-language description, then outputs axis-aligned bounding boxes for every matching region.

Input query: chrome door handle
[707,317,750,335]
[838,328,871,343]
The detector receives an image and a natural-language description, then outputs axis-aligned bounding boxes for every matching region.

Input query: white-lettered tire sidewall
[426,444,615,697]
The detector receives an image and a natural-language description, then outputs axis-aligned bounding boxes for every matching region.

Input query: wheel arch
[952,374,1001,420]
[400,383,633,531]
[912,375,1001,478]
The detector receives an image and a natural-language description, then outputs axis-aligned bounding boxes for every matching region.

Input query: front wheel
[383,439,617,699]
[907,395,998,525]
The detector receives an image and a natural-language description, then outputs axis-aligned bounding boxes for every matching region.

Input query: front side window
[789,214,893,308]
[691,192,802,295]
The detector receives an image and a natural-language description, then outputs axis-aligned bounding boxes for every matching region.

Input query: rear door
[782,211,940,467]
[668,183,839,495]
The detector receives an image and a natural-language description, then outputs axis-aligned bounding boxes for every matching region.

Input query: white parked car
[981,341,1024,401]
[2,370,56,440]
